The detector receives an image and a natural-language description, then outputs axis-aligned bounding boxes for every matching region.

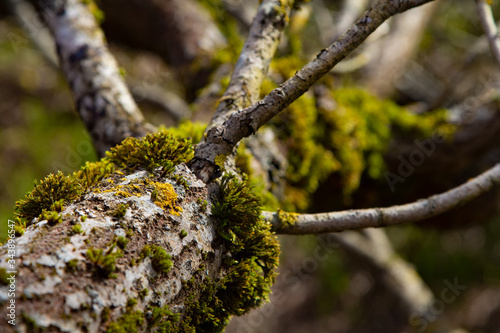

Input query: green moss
[15,171,83,222]
[197,197,208,211]
[0,267,10,285]
[81,215,87,222]
[140,244,172,274]
[148,305,180,332]
[14,225,25,236]
[101,307,111,323]
[172,174,279,332]
[39,210,62,225]
[73,160,115,189]
[106,298,144,333]
[110,204,129,218]
[86,245,122,278]
[266,79,454,209]
[171,174,188,188]
[116,236,128,250]
[277,209,298,228]
[65,259,79,273]
[179,229,187,239]
[166,121,206,145]
[14,131,191,229]
[71,224,83,235]
[106,130,193,173]
[319,87,453,197]
[138,288,149,300]
[214,154,228,173]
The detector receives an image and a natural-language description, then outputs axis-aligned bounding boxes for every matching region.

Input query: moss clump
[15,131,192,227]
[15,171,83,222]
[197,197,208,211]
[65,259,79,273]
[86,245,122,278]
[39,210,62,226]
[138,288,148,300]
[265,75,454,209]
[177,174,280,332]
[212,175,280,313]
[167,121,206,145]
[140,245,172,274]
[73,160,115,189]
[71,224,83,235]
[14,225,25,236]
[151,182,182,216]
[15,160,115,224]
[106,298,144,333]
[110,204,129,218]
[116,236,129,250]
[179,229,187,239]
[106,130,193,173]
[277,209,298,228]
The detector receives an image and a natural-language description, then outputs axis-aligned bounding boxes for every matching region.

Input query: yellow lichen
[151,183,182,216]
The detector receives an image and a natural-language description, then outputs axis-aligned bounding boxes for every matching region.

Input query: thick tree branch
[191,0,435,182]
[265,163,500,234]
[476,0,500,65]
[38,0,150,157]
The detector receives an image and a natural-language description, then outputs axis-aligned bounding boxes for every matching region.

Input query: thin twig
[476,0,500,65]
[264,163,500,234]
[191,0,435,182]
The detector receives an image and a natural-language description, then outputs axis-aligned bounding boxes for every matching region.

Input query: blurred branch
[333,0,369,39]
[7,0,58,67]
[129,80,192,122]
[476,0,500,65]
[265,163,500,234]
[36,0,151,156]
[364,2,438,96]
[191,0,435,182]
[331,229,434,316]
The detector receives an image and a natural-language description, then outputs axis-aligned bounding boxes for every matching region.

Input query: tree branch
[476,0,500,65]
[207,0,291,129]
[265,163,500,234]
[38,0,150,157]
[330,229,434,316]
[191,0,435,182]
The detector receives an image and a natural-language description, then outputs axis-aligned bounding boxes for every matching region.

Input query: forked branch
[191,0,435,182]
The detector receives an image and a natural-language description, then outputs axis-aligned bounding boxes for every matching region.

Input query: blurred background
[1,0,500,332]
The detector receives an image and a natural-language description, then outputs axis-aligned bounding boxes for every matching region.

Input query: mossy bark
[0,165,218,332]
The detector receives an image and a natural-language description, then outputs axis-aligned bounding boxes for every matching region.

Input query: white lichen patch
[24,275,62,298]
[65,291,91,311]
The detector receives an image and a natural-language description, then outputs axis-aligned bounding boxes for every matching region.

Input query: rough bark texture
[38,0,150,157]
[0,165,217,332]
